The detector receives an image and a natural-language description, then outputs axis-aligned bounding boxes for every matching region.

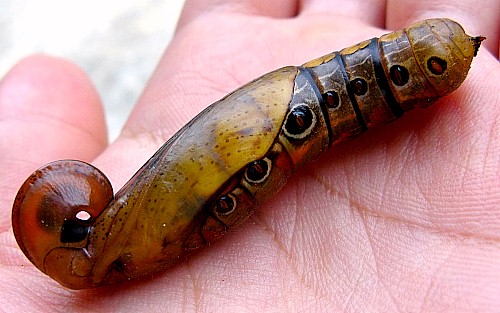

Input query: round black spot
[427,57,447,75]
[60,219,90,243]
[351,78,368,95]
[390,65,410,86]
[323,91,340,109]
[112,260,125,273]
[284,105,314,136]
[215,194,236,215]
[245,159,270,183]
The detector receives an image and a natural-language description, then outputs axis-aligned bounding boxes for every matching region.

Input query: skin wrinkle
[269,187,332,309]
[424,243,468,308]
[432,105,500,224]
[180,272,190,313]
[274,192,332,311]
[250,209,282,249]
[306,169,406,310]
[183,261,200,313]
[308,166,372,220]
[311,152,500,243]
[306,231,334,302]
[215,22,293,81]
[421,273,438,313]
[390,229,442,312]
[248,211,308,309]
[277,266,292,313]
[463,136,486,194]
[424,253,448,306]
[287,191,300,256]
[456,136,474,196]
[185,17,271,78]
[341,269,362,312]
[185,30,253,88]
[482,117,499,177]
[286,185,316,294]
[251,183,301,257]
[6,113,105,149]
[379,144,397,210]
[358,205,403,312]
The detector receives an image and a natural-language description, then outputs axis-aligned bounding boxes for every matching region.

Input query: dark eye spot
[323,91,340,109]
[245,158,271,184]
[60,219,90,243]
[390,65,409,86]
[215,194,236,215]
[112,259,125,273]
[351,78,367,95]
[284,104,316,139]
[427,57,447,75]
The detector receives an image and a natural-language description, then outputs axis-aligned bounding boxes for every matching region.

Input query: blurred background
[0,0,186,141]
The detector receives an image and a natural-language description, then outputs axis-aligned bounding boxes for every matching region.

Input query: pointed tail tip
[472,36,486,56]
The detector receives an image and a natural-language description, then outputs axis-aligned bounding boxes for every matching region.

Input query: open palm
[1,0,499,311]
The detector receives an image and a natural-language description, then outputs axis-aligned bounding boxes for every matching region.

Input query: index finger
[177,0,298,29]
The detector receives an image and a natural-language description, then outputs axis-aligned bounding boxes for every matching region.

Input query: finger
[0,54,107,225]
[386,0,499,55]
[177,0,299,28]
[300,0,387,28]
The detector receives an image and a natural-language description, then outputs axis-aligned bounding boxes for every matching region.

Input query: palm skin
[0,0,499,311]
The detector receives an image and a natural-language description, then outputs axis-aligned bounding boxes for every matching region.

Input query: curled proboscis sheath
[12,160,113,289]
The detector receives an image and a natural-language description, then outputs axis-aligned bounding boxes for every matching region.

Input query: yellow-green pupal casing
[11,18,483,289]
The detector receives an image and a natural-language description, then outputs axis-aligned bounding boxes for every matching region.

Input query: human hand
[1,0,499,311]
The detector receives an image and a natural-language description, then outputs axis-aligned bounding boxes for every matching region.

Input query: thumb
[0,54,108,230]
